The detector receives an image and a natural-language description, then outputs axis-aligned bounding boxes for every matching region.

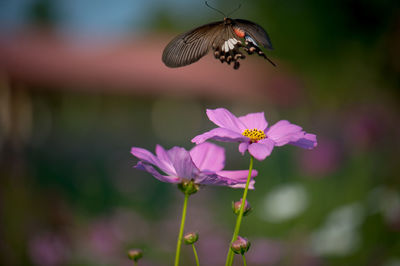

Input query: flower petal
[220,170,257,189]
[196,172,254,189]
[190,142,225,172]
[266,120,303,146]
[206,108,246,132]
[167,146,199,180]
[134,161,180,183]
[155,144,177,176]
[290,133,318,149]
[192,128,248,144]
[131,147,159,166]
[248,139,275,160]
[238,112,268,131]
[238,142,249,155]
[217,170,258,181]
[230,179,255,189]
[195,172,232,186]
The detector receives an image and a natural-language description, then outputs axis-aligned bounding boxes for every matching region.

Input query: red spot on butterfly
[233,27,245,38]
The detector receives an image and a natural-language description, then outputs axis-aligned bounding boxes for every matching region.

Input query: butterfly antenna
[205,1,226,17]
[227,3,242,17]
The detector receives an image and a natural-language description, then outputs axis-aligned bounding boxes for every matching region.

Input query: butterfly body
[162,17,275,70]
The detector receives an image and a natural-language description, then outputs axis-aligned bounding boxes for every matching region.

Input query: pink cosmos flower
[192,108,317,161]
[131,142,257,189]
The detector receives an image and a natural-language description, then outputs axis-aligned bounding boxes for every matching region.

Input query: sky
[0,0,213,37]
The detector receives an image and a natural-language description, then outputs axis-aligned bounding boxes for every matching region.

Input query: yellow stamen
[242,128,266,143]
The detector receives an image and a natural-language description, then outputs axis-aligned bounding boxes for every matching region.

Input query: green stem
[228,253,234,266]
[134,261,137,266]
[242,254,247,266]
[192,244,200,266]
[225,156,254,266]
[174,193,189,266]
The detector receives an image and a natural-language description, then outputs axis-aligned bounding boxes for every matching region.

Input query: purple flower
[192,108,317,161]
[131,142,257,189]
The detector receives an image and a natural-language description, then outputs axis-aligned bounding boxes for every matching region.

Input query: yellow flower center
[242,128,266,143]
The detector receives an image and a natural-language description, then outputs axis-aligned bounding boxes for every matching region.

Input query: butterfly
[162,16,275,70]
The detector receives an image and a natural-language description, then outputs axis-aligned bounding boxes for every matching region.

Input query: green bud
[184,232,199,245]
[231,236,250,255]
[178,180,199,195]
[127,249,143,262]
[232,198,252,216]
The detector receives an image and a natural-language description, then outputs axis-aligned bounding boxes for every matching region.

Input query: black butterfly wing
[234,19,273,49]
[162,21,224,68]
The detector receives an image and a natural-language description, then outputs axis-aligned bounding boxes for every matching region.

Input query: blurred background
[1,0,399,265]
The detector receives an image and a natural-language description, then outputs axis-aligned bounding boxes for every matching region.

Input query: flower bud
[127,249,143,262]
[178,180,199,195]
[184,232,199,245]
[231,236,250,255]
[232,198,252,216]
